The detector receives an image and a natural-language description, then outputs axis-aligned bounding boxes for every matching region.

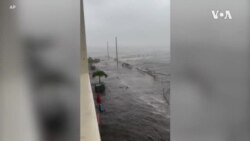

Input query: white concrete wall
[81,0,101,140]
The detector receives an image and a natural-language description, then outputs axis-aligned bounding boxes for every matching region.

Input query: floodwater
[90,51,170,141]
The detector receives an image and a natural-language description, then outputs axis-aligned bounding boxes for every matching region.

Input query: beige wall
[80,0,101,141]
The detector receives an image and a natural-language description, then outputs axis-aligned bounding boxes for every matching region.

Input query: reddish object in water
[96,95,102,104]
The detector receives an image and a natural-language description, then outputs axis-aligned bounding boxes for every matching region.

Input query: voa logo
[212,10,232,20]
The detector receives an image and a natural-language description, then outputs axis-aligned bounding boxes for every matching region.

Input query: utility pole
[115,37,118,70]
[107,41,110,59]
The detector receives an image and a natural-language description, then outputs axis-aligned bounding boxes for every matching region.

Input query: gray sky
[84,0,170,54]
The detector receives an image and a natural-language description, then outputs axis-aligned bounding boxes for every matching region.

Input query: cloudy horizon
[84,0,170,56]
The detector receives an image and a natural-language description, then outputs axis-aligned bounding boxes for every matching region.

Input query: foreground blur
[172,0,250,141]
[1,0,80,141]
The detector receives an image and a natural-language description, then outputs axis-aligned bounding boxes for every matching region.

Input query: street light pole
[107,41,110,59]
[115,37,118,70]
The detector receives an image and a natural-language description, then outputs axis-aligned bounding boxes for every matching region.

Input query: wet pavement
[91,59,170,141]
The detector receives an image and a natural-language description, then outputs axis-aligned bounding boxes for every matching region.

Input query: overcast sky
[84,0,170,54]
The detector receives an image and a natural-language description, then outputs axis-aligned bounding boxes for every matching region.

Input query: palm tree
[88,57,94,65]
[92,70,108,83]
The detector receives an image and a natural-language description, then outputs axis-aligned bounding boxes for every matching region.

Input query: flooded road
[91,59,170,141]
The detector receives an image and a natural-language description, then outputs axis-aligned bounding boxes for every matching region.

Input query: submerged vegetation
[88,57,100,64]
[88,57,100,70]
